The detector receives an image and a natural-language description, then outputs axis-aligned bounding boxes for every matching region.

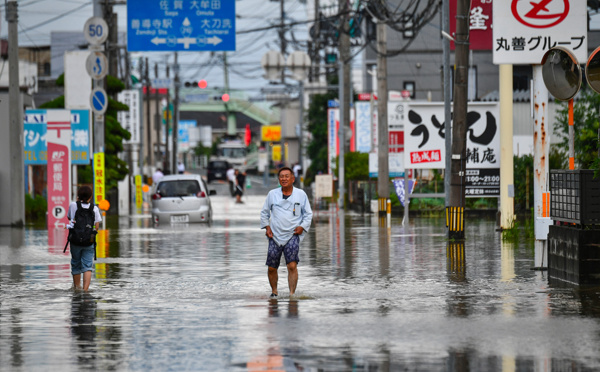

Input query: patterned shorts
[265,235,300,269]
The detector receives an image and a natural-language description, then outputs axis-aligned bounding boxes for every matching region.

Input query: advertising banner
[493,0,587,64]
[46,110,71,235]
[402,102,499,170]
[326,108,355,175]
[117,89,141,144]
[24,109,91,165]
[94,152,105,205]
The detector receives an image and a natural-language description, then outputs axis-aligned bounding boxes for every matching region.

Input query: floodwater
[2,191,600,371]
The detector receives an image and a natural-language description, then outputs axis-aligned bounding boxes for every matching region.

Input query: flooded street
[2,181,600,371]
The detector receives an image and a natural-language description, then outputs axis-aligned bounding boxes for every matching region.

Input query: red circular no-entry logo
[511,0,570,29]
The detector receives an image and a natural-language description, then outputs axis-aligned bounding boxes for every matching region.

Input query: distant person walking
[235,169,246,204]
[152,168,164,185]
[226,166,236,197]
[177,161,185,174]
[292,162,302,187]
[260,167,313,298]
[66,186,102,291]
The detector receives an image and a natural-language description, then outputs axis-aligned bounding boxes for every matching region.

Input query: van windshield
[218,147,246,158]
[157,180,200,197]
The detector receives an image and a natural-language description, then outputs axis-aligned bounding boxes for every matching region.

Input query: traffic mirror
[586,46,600,94]
[540,47,582,101]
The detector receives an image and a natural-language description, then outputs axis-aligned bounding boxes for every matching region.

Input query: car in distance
[151,174,216,224]
[206,160,230,183]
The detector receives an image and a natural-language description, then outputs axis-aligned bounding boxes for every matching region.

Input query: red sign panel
[511,0,569,29]
[358,93,377,101]
[410,150,442,164]
[450,0,493,50]
[389,131,404,153]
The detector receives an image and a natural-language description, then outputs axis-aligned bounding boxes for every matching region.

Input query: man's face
[278,170,294,187]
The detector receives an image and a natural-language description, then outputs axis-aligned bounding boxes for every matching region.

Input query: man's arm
[298,192,313,233]
[260,192,272,230]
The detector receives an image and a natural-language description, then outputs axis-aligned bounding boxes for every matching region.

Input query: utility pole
[280,0,286,84]
[338,0,351,209]
[145,57,152,168]
[376,19,389,215]
[105,3,118,78]
[172,52,180,172]
[442,0,451,206]
[165,62,171,174]
[6,0,24,226]
[93,0,105,154]
[448,0,470,239]
[223,52,236,136]
[154,63,161,170]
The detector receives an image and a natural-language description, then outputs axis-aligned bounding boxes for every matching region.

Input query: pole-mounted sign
[84,17,108,45]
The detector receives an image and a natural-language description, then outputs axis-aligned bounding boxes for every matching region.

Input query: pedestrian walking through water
[260,167,313,298]
[66,186,102,291]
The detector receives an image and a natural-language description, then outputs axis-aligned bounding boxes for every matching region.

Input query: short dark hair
[77,185,93,202]
[278,167,294,177]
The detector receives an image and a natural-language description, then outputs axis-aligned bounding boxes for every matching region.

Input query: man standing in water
[260,167,313,298]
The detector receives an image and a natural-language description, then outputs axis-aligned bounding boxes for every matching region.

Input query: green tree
[305,76,338,185]
[39,74,131,191]
[553,88,600,173]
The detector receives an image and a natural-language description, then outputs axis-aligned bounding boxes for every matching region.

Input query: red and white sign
[493,0,587,64]
[358,93,377,101]
[450,0,493,50]
[46,110,71,248]
[327,108,355,175]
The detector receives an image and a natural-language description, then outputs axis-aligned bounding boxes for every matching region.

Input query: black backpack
[64,201,97,252]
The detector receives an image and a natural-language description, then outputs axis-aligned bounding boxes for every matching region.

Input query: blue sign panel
[23,110,92,165]
[127,0,236,52]
[91,88,108,115]
[178,120,197,151]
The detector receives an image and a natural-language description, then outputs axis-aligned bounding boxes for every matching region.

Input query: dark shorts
[266,235,300,269]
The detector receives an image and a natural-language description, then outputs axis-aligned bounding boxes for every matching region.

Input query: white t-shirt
[226,168,236,182]
[66,202,102,228]
[152,170,164,184]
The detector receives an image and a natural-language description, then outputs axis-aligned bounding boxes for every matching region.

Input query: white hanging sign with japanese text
[493,0,587,65]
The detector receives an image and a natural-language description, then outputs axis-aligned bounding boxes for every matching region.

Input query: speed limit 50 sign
[84,17,108,45]
[493,0,587,65]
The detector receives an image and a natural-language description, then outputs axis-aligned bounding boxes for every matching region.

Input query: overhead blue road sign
[90,88,108,115]
[127,0,236,52]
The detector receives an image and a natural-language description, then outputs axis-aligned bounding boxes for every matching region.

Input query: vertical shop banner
[135,174,143,209]
[117,90,141,144]
[450,0,493,50]
[272,145,282,162]
[46,110,72,250]
[327,108,356,175]
[355,102,371,153]
[94,153,105,204]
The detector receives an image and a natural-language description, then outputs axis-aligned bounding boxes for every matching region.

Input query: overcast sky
[0,0,313,95]
[2,1,600,95]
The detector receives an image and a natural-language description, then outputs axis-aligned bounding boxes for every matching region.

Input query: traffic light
[221,93,230,102]
[184,80,208,88]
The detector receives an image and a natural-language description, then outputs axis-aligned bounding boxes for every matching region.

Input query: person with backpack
[66,186,102,291]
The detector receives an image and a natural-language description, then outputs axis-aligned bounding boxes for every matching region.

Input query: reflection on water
[2,197,600,371]
[70,293,97,368]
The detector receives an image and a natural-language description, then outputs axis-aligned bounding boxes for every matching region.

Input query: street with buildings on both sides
[2,171,600,371]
